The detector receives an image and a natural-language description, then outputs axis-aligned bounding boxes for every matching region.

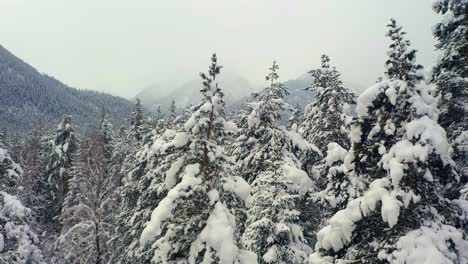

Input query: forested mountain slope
[0,45,132,133]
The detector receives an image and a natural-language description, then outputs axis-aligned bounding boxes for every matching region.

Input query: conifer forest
[0,1,467,263]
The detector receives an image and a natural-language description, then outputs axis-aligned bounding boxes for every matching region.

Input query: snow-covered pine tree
[0,146,44,263]
[14,120,48,211]
[312,142,356,221]
[310,19,468,264]
[300,54,355,153]
[42,115,79,230]
[138,54,256,263]
[54,126,116,264]
[155,106,165,132]
[129,98,145,142]
[97,111,115,160]
[432,0,468,181]
[167,99,177,122]
[234,61,321,264]
[287,104,303,132]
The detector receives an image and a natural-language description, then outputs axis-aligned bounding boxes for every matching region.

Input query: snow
[223,176,253,207]
[315,178,403,252]
[309,252,334,264]
[0,234,3,252]
[382,224,468,264]
[350,124,362,143]
[140,164,202,245]
[189,202,257,264]
[283,164,315,195]
[208,189,220,205]
[405,116,449,157]
[164,156,185,189]
[356,81,386,117]
[286,129,321,154]
[325,143,348,166]
[0,191,28,219]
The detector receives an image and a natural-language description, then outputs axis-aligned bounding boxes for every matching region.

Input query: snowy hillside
[0,45,132,133]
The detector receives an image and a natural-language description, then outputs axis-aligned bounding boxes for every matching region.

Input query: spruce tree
[0,146,44,263]
[310,19,467,264]
[54,125,116,264]
[138,54,256,263]
[234,61,321,264]
[167,99,177,127]
[300,54,355,152]
[130,98,145,142]
[432,0,468,180]
[42,115,78,230]
[287,104,303,132]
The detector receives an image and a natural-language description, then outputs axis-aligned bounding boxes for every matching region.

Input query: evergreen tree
[42,115,79,229]
[129,98,145,142]
[97,111,115,160]
[300,54,355,152]
[312,142,357,220]
[432,0,468,181]
[167,99,177,127]
[54,127,116,264]
[155,106,165,132]
[234,61,321,264]
[14,120,48,210]
[0,146,44,263]
[138,54,256,263]
[310,19,467,263]
[287,104,302,132]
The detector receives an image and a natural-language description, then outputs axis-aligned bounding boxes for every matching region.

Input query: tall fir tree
[287,104,303,132]
[54,121,116,264]
[130,98,145,142]
[300,54,355,152]
[167,99,177,122]
[432,0,468,181]
[41,115,79,231]
[234,61,322,264]
[138,54,256,263]
[310,19,468,264]
[0,145,44,263]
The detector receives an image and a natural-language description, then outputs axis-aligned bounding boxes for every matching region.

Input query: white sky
[0,0,439,98]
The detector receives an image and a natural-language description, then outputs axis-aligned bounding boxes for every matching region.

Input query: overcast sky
[0,0,439,98]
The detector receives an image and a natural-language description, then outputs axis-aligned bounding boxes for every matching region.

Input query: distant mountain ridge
[136,73,259,113]
[0,45,132,133]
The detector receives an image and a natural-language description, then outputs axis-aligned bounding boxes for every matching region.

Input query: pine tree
[310,19,467,264]
[42,115,79,230]
[300,54,355,152]
[155,106,165,132]
[14,119,48,210]
[130,98,145,142]
[234,61,321,264]
[0,146,44,263]
[312,142,357,220]
[432,0,468,181]
[97,111,115,160]
[138,54,256,263]
[287,104,303,132]
[168,99,177,122]
[54,126,116,264]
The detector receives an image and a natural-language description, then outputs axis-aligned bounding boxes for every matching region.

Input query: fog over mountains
[135,70,361,116]
[0,44,361,135]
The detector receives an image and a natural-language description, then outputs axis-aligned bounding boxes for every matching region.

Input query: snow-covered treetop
[247,61,289,130]
[129,98,145,142]
[0,147,23,194]
[301,54,355,151]
[49,115,78,164]
[307,54,342,91]
[385,19,424,83]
